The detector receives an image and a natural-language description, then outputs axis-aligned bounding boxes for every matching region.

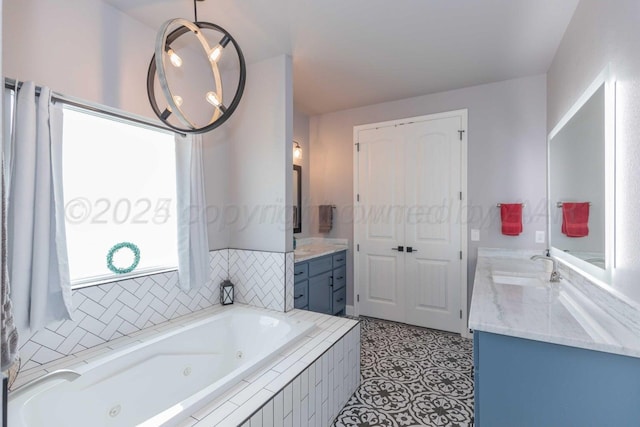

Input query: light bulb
[294,143,302,160]
[208,45,223,63]
[167,48,182,67]
[206,91,221,107]
[166,95,183,112]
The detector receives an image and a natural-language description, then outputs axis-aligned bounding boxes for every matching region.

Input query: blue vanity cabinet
[295,250,347,315]
[474,330,640,426]
[293,263,309,310]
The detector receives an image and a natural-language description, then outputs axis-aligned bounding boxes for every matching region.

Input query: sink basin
[491,274,546,287]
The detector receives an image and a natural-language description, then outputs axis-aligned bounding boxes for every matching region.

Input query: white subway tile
[300,369,309,399]
[262,399,274,427]
[197,401,238,427]
[283,383,293,417]
[230,371,278,406]
[273,391,284,427]
[292,376,301,426]
[321,400,328,427]
[250,408,263,427]
[301,396,309,426]
[283,412,292,427]
[315,383,322,426]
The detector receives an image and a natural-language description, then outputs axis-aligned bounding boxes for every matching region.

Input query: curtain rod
[4,78,185,136]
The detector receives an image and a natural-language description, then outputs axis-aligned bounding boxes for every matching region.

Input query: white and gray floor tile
[333,317,474,427]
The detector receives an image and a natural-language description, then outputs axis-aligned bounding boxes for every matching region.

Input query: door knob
[406,247,418,253]
[392,246,404,252]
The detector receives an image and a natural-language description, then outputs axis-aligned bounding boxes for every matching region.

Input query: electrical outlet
[535,231,545,243]
[471,229,480,242]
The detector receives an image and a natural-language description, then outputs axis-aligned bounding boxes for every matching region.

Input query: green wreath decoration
[106,242,140,274]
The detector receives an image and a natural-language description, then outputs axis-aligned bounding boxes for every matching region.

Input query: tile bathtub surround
[13,250,228,376]
[14,248,294,381]
[9,305,360,427]
[229,249,294,312]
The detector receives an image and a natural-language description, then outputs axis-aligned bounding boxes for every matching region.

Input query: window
[62,106,178,286]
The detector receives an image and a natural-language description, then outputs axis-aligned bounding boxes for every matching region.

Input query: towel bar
[496,203,526,207]
[557,202,591,208]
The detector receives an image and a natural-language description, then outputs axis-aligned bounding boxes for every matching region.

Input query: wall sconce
[220,280,234,305]
[146,0,246,134]
[293,141,303,160]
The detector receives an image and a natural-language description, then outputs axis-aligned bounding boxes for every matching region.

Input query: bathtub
[8,306,315,427]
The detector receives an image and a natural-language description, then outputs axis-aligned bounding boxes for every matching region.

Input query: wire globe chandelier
[147,0,246,134]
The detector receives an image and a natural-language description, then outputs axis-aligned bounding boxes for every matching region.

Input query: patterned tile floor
[333,317,474,427]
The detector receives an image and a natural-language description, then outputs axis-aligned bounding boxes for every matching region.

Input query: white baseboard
[345,305,355,316]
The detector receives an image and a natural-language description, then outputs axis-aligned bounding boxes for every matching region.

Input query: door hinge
[458,129,465,141]
[357,294,360,302]
[459,191,462,201]
[459,251,463,260]
[460,309,463,319]
[356,142,360,152]
[357,194,360,202]
[357,244,360,251]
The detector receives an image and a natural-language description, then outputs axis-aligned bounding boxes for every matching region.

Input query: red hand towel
[500,204,523,236]
[562,202,589,237]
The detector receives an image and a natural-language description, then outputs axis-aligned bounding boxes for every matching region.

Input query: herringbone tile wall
[17,248,296,374]
[285,252,294,311]
[17,250,229,371]
[229,249,286,311]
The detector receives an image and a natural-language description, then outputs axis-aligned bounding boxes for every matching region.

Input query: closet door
[404,117,462,332]
[355,126,406,323]
[355,112,465,333]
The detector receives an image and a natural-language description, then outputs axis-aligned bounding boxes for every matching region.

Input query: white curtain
[7,82,73,340]
[175,133,210,290]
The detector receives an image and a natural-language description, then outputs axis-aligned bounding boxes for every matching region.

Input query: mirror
[293,165,301,233]
[548,67,615,283]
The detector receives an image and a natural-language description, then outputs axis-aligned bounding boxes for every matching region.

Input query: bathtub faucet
[530,255,562,283]
[11,369,81,399]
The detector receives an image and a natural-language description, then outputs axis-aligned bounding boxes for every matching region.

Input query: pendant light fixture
[147,0,246,134]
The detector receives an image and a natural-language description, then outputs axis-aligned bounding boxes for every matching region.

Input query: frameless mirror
[548,67,615,283]
[293,165,301,234]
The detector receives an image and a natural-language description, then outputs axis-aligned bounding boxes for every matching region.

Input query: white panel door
[355,113,464,333]
[404,117,462,332]
[355,126,406,323]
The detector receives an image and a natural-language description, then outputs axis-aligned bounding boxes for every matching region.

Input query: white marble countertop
[294,238,348,262]
[469,248,640,358]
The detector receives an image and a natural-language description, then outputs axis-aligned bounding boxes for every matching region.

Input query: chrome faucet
[10,369,81,399]
[530,255,562,282]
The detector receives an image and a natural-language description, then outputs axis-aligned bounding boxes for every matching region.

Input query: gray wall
[3,0,156,117]
[204,55,293,253]
[308,74,548,310]
[547,0,640,303]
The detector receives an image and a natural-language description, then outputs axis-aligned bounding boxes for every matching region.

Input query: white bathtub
[9,306,315,427]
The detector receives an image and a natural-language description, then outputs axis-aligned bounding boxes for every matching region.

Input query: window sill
[70,266,178,290]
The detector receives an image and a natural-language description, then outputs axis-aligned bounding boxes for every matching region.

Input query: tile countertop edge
[469,248,640,360]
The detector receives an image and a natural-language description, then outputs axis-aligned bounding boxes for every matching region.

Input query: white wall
[204,55,293,253]
[293,107,311,238]
[4,0,293,255]
[547,0,640,303]
[309,75,548,309]
[3,0,156,118]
